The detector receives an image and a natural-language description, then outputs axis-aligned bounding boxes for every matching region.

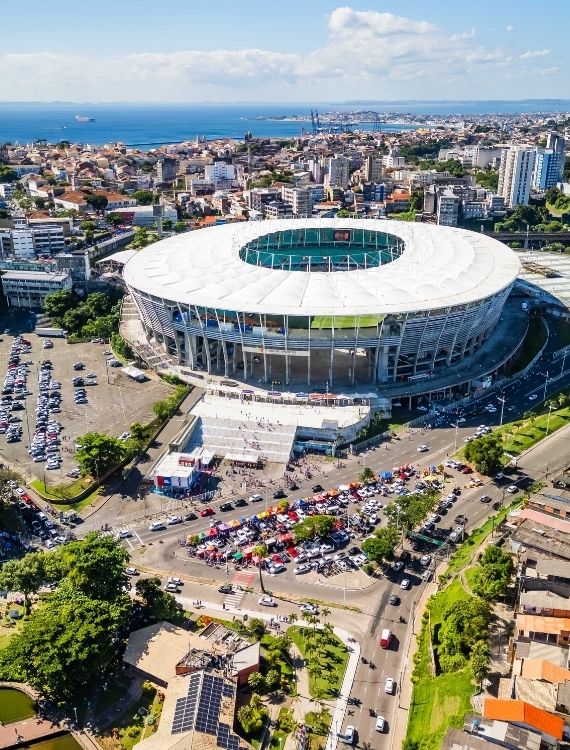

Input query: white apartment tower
[498,145,537,207]
[325,155,350,189]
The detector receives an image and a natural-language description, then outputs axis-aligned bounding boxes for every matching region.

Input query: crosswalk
[224,589,245,609]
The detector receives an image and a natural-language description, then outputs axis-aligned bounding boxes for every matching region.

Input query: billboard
[333,229,351,242]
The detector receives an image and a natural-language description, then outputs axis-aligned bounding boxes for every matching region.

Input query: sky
[0,0,568,103]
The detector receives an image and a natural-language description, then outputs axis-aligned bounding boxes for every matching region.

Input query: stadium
[123,219,520,390]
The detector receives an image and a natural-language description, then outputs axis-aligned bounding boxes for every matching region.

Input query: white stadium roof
[123,219,520,316]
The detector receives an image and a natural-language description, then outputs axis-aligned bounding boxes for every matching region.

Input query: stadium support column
[376,345,389,384]
[329,318,335,389]
[284,315,290,386]
[307,320,312,387]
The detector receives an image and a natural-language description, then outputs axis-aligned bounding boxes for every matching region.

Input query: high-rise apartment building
[533,132,565,190]
[281,186,313,217]
[364,155,382,182]
[498,146,537,207]
[156,157,178,183]
[325,155,350,189]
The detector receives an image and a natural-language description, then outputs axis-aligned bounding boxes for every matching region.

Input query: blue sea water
[1,100,569,147]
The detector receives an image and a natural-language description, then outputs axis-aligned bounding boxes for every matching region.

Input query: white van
[149,521,165,531]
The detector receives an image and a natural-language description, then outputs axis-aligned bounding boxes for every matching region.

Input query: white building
[1,270,72,308]
[498,145,537,207]
[325,156,350,189]
[281,185,313,216]
[204,162,236,184]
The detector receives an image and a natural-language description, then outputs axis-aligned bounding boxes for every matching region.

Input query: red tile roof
[483,698,564,739]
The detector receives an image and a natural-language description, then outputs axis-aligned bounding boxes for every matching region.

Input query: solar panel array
[195,673,223,735]
[170,671,242,749]
[171,672,200,735]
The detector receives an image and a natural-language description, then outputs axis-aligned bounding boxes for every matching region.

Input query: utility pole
[498,396,506,428]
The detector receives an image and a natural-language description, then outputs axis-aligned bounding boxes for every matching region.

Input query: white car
[341,726,356,745]
[167,516,182,525]
[165,582,179,592]
[294,564,311,575]
[528,394,538,400]
[417,445,429,452]
[125,567,139,576]
[390,561,404,572]
[375,716,386,732]
[400,579,410,590]
[149,521,165,531]
[385,677,396,694]
[507,485,518,494]
[300,603,319,615]
[116,529,133,539]
[168,577,183,586]
[258,595,276,607]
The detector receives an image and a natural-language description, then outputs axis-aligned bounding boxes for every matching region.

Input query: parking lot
[0,332,173,483]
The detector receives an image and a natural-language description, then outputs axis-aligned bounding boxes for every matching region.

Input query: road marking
[224,589,245,609]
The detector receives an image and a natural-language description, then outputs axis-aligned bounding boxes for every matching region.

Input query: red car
[200,507,215,517]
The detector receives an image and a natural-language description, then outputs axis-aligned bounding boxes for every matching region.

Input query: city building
[534,132,566,190]
[437,189,460,227]
[246,188,281,214]
[364,154,382,182]
[325,155,350,189]
[52,251,91,282]
[104,204,177,226]
[498,145,537,207]
[281,185,313,216]
[1,269,72,308]
[0,225,65,258]
[156,157,178,183]
[204,161,236,184]
[124,218,519,388]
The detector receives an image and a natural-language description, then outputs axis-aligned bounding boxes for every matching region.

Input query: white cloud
[519,49,551,60]
[505,25,515,32]
[0,7,562,101]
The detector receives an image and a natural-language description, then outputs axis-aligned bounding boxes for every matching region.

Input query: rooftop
[482,698,565,740]
[123,218,520,316]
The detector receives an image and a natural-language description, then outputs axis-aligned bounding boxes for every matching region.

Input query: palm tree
[252,544,268,593]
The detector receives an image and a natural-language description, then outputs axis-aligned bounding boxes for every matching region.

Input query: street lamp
[560,348,569,378]
[497,396,506,428]
[451,421,459,452]
[546,403,555,436]
[542,371,549,402]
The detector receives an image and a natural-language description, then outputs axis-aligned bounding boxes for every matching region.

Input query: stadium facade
[123,219,520,388]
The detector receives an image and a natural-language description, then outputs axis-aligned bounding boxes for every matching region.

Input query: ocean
[1,101,569,147]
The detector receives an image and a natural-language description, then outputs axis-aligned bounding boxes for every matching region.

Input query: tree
[47,533,129,601]
[75,432,127,478]
[135,577,180,621]
[361,526,399,564]
[43,289,78,323]
[62,307,89,333]
[470,640,491,687]
[85,194,108,212]
[106,213,123,227]
[174,221,187,233]
[80,220,97,233]
[0,589,128,704]
[133,190,155,206]
[293,515,335,543]
[247,671,266,693]
[557,393,568,408]
[464,435,504,476]
[0,553,46,614]
[359,467,375,484]
[470,545,514,600]
[130,422,146,441]
[252,545,268,593]
[0,167,18,183]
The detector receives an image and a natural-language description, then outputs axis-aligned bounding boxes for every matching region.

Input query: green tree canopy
[135,577,180,622]
[47,533,129,601]
[0,166,18,183]
[361,526,399,563]
[43,289,78,323]
[132,190,155,205]
[0,552,46,614]
[0,589,128,703]
[464,435,504,476]
[75,432,127,477]
[85,194,108,211]
[293,515,335,543]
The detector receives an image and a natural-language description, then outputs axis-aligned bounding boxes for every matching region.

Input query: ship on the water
[75,115,95,122]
